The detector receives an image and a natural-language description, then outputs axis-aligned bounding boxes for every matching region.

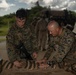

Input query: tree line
[0,5,76,27]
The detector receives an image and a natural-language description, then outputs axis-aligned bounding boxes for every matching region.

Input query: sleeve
[52,34,75,63]
[25,27,39,54]
[43,46,55,60]
[43,36,55,60]
[30,28,39,54]
[6,28,20,62]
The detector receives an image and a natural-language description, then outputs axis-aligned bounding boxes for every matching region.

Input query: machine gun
[16,41,33,60]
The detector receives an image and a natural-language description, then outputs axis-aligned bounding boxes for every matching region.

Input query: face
[47,24,59,36]
[16,17,26,28]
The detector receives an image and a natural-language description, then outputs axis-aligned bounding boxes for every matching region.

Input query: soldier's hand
[41,58,47,63]
[39,63,49,69]
[32,52,37,59]
[13,60,23,68]
[38,58,49,69]
[36,58,47,65]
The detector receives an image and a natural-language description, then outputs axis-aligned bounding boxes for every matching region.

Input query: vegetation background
[0,3,76,42]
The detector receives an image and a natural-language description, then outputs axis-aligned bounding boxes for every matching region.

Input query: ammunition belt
[0,59,39,73]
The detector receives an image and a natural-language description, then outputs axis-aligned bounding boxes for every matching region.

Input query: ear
[56,27,59,32]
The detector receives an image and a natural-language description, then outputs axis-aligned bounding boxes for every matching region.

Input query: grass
[0,25,9,36]
[0,38,6,42]
[0,25,8,42]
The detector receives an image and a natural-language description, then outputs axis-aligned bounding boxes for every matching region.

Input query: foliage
[27,6,45,24]
[0,13,15,27]
[0,25,8,36]
[0,5,76,36]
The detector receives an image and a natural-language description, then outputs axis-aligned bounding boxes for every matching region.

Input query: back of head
[16,8,27,20]
[48,20,60,28]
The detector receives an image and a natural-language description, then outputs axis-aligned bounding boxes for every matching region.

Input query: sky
[0,0,76,16]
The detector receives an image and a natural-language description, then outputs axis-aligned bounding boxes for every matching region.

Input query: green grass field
[0,38,6,42]
[0,25,8,42]
[0,25,9,36]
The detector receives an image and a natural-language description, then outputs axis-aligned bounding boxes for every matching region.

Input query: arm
[43,46,54,60]
[28,26,39,59]
[6,28,20,62]
[43,36,55,60]
[52,35,75,63]
[30,30,39,56]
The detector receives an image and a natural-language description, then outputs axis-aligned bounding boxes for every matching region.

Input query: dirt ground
[1,68,74,75]
[0,41,8,60]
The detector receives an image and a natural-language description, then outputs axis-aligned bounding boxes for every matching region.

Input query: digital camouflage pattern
[6,23,38,62]
[44,28,76,63]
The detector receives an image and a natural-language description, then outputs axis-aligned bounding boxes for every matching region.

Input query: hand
[37,58,47,64]
[37,58,49,69]
[39,63,49,69]
[13,60,23,68]
[41,58,47,64]
[36,58,47,67]
[32,52,37,59]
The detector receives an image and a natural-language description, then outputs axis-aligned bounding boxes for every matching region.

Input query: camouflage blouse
[6,23,38,62]
[44,28,76,63]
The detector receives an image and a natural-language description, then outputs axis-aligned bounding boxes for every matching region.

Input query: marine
[6,8,38,68]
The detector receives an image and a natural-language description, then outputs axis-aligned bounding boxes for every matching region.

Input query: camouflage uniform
[6,23,38,62]
[44,28,76,64]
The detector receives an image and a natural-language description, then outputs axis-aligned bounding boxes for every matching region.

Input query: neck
[58,27,62,36]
